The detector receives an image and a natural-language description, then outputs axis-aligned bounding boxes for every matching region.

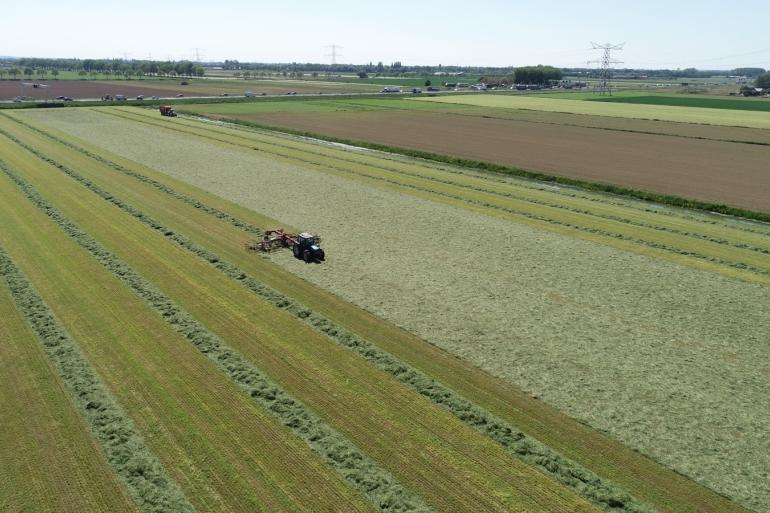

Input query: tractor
[246,229,325,263]
[159,105,177,117]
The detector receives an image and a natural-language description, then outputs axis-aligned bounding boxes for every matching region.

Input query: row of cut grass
[0,143,416,513]
[0,116,604,513]
[0,276,139,513]
[4,114,660,513]
[137,107,770,251]
[117,107,770,240]
[0,155,377,513]
[0,204,195,513]
[100,108,770,285]
[13,109,759,513]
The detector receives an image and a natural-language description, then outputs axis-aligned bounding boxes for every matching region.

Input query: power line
[324,44,344,65]
[191,48,205,63]
[588,42,624,95]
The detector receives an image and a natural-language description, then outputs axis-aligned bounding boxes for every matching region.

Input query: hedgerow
[0,237,195,513]
[0,158,430,513]
[0,132,658,513]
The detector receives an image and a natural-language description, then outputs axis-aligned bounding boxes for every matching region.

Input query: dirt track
[242,110,770,212]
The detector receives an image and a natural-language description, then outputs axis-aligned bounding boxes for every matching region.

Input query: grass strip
[0,228,195,513]
[0,157,430,513]
[4,127,658,513]
[182,111,770,222]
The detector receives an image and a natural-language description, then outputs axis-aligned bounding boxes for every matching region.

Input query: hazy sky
[4,0,769,69]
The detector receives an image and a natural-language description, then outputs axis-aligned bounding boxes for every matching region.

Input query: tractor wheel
[293,244,301,258]
[316,249,325,261]
[303,249,312,263]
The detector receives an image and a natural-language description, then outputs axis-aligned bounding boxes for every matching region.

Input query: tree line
[0,58,204,80]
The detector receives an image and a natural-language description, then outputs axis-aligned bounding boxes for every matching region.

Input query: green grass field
[0,109,626,513]
[0,279,139,513]
[591,94,770,111]
[16,106,770,513]
[413,93,770,128]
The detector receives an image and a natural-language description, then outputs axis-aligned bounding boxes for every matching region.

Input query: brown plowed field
[0,79,379,100]
[0,80,203,100]
[239,109,770,212]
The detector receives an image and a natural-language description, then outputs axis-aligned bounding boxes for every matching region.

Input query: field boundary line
[87,110,770,284]
[0,194,196,513]
[2,124,661,513]
[0,151,432,513]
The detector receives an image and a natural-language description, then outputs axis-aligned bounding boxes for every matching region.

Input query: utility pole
[191,48,205,63]
[588,42,624,95]
[324,44,344,65]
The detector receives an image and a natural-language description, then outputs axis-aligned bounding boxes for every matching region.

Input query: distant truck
[381,87,401,93]
[114,94,127,101]
[159,105,177,117]
[244,91,256,97]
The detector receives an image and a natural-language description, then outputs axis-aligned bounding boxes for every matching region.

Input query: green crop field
[591,94,770,111]
[6,105,768,513]
[413,93,770,128]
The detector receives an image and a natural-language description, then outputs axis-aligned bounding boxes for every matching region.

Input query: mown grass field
[0,280,139,513]
[0,109,642,513]
[12,106,769,513]
[413,93,770,128]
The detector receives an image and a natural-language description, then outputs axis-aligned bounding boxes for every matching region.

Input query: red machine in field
[247,229,325,263]
[159,105,177,117]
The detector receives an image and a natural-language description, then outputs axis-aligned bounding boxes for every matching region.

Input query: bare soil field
[238,109,770,212]
[0,79,380,101]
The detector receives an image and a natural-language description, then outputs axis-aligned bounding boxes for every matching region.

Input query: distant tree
[0,69,6,80]
[424,79,431,87]
[513,65,561,84]
[9,68,20,79]
[295,71,303,78]
[24,67,34,79]
[51,69,59,79]
[192,65,205,77]
[358,71,368,79]
[376,61,384,73]
[739,85,760,96]
[243,71,251,79]
[312,72,318,78]
[733,67,766,77]
[90,71,98,79]
[233,71,242,78]
[756,72,770,89]
[78,70,87,79]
